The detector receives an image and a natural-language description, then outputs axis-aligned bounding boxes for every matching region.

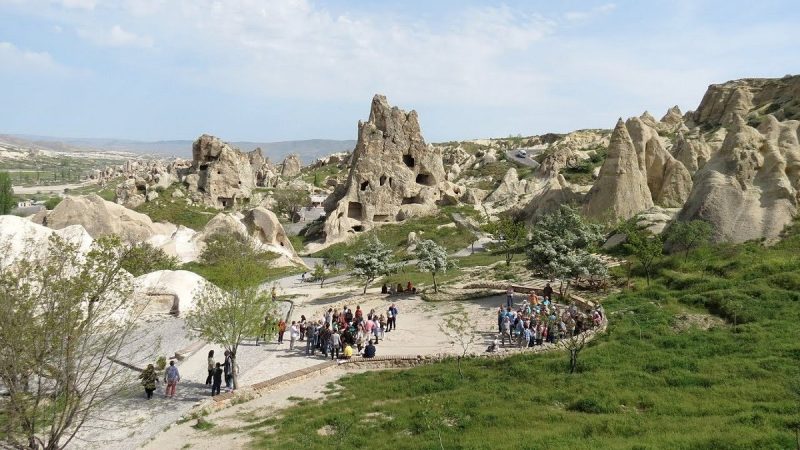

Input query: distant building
[309,195,327,208]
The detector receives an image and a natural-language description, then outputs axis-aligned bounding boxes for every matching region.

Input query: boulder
[245,207,302,262]
[46,194,176,243]
[132,270,209,315]
[322,95,447,241]
[0,215,93,269]
[583,119,654,221]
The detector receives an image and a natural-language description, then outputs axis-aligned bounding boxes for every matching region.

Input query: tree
[120,242,180,277]
[664,220,712,261]
[0,235,142,449]
[484,216,527,266]
[351,236,396,294]
[416,240,456,293]
[185,264,277,389]
[623,226,663,286]
[526,205,606,296]
[0,171,15,214]
[312,262,328,287]
[272,189,310,222]
[563,330,589,374]
[437,305,478,379]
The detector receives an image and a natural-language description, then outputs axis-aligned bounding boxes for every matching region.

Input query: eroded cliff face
[693,75,800,128]
[678,115,800,243]
[322,95,450,242]
[189,134,256,209]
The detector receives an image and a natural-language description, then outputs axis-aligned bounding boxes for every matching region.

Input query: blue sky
[0,0,797,143]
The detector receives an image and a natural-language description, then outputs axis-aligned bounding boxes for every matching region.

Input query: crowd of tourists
[489,285,604,351]
[274,303,401,360]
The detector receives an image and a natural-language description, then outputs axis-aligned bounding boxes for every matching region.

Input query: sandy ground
[75,266,516,450]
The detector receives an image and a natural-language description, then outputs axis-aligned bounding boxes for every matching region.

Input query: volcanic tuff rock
[280,154,302,178]
[190,134,256,209]
[671,131,712,174]
[583,119,654,220]
[660,105,684,126]
[626,117,693,207]
[46,194,176,243]
[678,115,800,243]
[693,75,800,127]
[322,95,450,241]
[0,215,93,269]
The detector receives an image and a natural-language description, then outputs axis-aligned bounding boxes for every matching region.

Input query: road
[505,149,542,168]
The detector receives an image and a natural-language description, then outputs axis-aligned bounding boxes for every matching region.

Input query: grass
[299,163,345,187]
[246,228,800,449]
[312,209,479,261]
[134,184,218,229]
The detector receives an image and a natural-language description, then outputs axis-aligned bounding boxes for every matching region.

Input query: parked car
[515,149,527,158]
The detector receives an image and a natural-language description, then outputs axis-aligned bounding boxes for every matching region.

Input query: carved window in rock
[347,201,363,219]
[403,154,415,168]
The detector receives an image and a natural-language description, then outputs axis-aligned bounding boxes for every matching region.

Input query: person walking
[506,285,515,308]
[501,317,512,347]
[211,362,223,396]
[278,319,287,344]
[164,360,180,398]
[543,283,553,301]
[205,350,215,385]
[139,364,158,400]
[289,321,300,350]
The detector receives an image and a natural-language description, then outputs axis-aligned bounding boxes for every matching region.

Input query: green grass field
[134,185,218,229]
[246,229,800,449]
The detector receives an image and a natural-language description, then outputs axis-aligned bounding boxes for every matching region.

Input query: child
[211,362,223,396]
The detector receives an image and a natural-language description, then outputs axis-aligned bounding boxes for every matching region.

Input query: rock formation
[660,105,684,126]
[322,95,450,241]
[678,115,800,243]
[626,117,693,207]
[583,119,654,220]
[0,215,93,269]
[132,270,209,316]
[190,134,256,209]
[280,154,302,178]
[693,75,800,127]
[46,194,176,243]
[671,131,712,174]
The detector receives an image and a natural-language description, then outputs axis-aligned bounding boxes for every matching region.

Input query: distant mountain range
[1,134,357,163]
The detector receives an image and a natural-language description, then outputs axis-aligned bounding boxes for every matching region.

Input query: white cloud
[0,41,68,74]
[565,3,616,22]
[77,24,153,48]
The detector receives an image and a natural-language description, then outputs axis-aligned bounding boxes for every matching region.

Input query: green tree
[0,235,141,449]
[623,227,663,286]
[272,189,311,222]
[416,239,455,293]
[484,216,527,266]
[43,197,62,210]
[437,305,478,379]
[0,171,15,214]
[351,236,396,294]
[526,205,606,296]
[664,220,713,261]
[185,262,277,389]
[120,242,180,277]
[312,262,328,287]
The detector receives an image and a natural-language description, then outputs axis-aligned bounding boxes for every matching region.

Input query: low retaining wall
[462,281,600,311]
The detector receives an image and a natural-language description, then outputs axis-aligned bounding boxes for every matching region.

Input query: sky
[0,0,797,143]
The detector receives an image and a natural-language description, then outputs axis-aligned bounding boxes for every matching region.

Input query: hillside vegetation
[247,226,800,449]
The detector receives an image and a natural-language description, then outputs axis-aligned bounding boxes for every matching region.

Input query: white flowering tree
[351,236,397,294]
[526,205,607,297]
[416,239,456,293]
